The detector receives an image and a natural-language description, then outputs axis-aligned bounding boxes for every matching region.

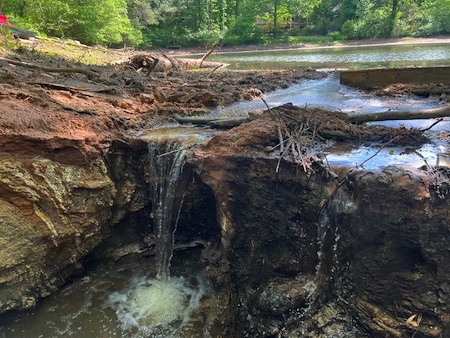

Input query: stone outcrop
[0,157,116,312]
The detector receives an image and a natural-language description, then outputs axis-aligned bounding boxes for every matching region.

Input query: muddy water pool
[0,250,213,338]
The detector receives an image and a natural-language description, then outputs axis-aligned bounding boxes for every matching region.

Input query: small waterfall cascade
[148,139,187,281]
[308,187,355,312]
[107,126,214,336]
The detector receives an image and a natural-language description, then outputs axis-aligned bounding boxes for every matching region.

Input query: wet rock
[189,116,450,337]
[250,276,315,317]
[0,158,116,313]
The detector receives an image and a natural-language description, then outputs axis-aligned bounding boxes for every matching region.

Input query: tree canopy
[2,0,449,47]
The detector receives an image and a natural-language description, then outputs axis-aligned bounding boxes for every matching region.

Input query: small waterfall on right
[311,187,355,312]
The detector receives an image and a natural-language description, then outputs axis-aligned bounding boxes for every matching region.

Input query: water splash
[107,126,214,336]
[107,275,211,337]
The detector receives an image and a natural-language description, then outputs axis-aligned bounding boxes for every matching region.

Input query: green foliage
[4,0,143,46]
[3,0,450,47]
[421,0,450,34]
[178,29,224,47]
[142,26,174,47]
[340,0,392,39]
[222,16,263,45]
[0,26,22,49]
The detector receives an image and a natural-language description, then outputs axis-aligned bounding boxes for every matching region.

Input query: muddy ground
[0,46,329,164]
[1,40,448,165]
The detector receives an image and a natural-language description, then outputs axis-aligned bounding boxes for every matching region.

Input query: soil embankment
[0,38,449,337]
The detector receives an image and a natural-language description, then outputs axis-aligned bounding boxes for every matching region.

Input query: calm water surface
[206,43,450,70]
[206,43,450,170]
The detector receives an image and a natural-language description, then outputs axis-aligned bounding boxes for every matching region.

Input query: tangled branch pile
[266,103,429,173]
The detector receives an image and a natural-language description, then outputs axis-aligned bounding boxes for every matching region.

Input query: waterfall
[148,140,187,281]
[105,127,213,336]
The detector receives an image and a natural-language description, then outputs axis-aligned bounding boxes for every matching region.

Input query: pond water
[0,250,213,338]
[206,43,450,170]
[211,73,444,117]
[206,43,450,70]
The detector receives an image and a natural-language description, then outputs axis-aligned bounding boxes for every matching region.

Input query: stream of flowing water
[148,139,188,282]
[0,127,214,337]
[211,73,450,170]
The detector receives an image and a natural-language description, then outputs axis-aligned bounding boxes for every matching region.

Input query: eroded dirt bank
[0,48,323,313]
[190,115,450,337]
[0,46,449,337]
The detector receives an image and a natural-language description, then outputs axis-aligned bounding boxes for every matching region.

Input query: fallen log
[129,53,227,73]
[348,105,450,123]
[173,113,248,128]
[0,57,99,77]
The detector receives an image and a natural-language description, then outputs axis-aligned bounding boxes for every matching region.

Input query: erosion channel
[0,44,449,337]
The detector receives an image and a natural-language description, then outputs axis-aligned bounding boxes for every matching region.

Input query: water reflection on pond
[206,43,450,70]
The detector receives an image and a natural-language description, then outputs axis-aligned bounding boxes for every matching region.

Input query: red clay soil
[0,49,324,165]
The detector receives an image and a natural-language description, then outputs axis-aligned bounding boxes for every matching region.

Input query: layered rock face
[0,157,116,312]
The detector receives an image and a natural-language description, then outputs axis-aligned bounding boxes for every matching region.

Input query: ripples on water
[211,73,449,170]
[212,74,444,117]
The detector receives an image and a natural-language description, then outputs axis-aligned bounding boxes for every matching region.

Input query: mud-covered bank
[0,48,324,314]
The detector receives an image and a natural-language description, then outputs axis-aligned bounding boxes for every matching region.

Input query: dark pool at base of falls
[0,250,213,338]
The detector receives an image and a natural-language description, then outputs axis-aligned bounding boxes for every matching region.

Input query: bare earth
[0,36,449,165]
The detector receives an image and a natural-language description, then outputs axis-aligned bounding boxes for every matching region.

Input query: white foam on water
[107,275,210,336]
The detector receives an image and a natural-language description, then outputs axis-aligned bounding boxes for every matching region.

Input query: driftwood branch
[200,43,218,66]
[130,53,227,73]
[27,81,117,93]
[0,57,99,77]
[357,136,400,168]
[348,105,450,123]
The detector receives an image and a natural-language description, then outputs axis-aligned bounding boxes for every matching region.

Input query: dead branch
[0,57,99,77]
[200,43,219,66]
[146,57,159,75]
[207,63,226,78]
[348,105,450,123]
[420,118,444,132]
[357,136,400,168]
[27,81,117,93]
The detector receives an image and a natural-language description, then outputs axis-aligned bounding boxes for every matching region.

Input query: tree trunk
[129,53,227,73]
[348,106,450,123]
[273,0,279,39]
